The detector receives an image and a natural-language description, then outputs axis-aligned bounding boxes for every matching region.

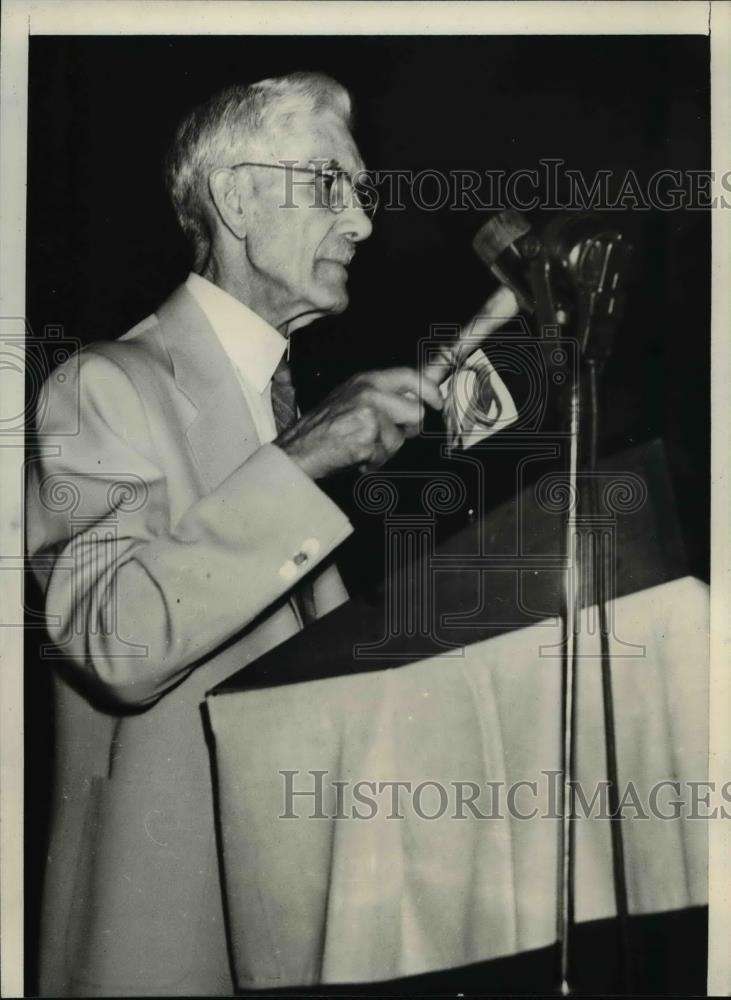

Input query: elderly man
[27,71,448,998]
[28,71,516,996]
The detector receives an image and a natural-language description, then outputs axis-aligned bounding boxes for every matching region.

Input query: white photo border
[1,3,727,996]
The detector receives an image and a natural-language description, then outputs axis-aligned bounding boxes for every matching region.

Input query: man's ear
[208,167,248,240]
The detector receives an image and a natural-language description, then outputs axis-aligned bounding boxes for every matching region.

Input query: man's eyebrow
[312,158,365,177]
[305,157,339,170]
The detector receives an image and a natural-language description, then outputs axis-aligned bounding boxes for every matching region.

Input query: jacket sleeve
[26,349,353,708]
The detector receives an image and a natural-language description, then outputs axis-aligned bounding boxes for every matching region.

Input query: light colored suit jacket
[26,284,353,996]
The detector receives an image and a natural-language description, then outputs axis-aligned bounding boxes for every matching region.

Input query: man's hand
[277,367,443,480]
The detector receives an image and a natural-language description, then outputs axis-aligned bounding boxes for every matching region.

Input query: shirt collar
[185,272,287,393]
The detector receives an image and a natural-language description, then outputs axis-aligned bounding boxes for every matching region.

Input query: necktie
[270,358,317,624]
[271,359,298,435]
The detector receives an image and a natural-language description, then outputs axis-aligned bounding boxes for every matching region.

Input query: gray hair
[165,72,353,272]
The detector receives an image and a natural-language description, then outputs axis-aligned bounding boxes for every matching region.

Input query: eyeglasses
[228,160,378,219]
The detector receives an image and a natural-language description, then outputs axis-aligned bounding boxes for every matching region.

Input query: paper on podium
[440,348,519,448]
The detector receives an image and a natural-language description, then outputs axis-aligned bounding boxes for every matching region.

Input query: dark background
[25,34,710,993]
[27,33,711,567]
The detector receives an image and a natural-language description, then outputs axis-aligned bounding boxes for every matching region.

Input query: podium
[205,441,708,993]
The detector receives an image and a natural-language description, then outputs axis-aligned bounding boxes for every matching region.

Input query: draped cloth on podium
[205,576,708,989]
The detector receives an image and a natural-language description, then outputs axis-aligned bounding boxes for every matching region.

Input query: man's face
[240,111,373,330]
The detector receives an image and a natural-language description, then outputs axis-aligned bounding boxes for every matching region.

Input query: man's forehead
[266,111,365,174]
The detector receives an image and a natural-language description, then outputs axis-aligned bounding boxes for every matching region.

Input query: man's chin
[326,291,349,315]
[314,276,350,315]
[285,290,349,332]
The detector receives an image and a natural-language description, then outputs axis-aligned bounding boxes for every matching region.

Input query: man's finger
[365,388,424,429]
[365,367,443,411]
[420,347,457,387]
[377,414,405,457]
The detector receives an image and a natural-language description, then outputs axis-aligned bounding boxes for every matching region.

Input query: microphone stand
[524,225,633,995]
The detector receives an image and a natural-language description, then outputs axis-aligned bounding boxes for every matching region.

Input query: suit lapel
[157,285,260,492]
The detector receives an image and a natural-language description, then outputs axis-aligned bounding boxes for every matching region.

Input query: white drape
[208,576,709,988]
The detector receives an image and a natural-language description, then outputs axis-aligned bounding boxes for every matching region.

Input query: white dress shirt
[185,272,287,445]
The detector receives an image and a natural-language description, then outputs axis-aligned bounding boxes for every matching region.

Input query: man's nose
[336,201,373,243]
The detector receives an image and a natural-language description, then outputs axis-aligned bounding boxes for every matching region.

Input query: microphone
[472,209,633,359]
[472,209,539,314]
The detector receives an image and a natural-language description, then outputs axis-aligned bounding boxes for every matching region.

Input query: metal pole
[587,359,632,991]
[558,367,581,996]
